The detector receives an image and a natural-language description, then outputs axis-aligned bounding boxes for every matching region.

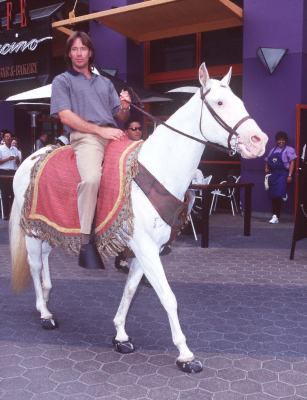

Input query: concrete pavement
[1,214,307,399]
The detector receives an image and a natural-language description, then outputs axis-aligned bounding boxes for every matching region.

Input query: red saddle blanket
[21,136,142,258]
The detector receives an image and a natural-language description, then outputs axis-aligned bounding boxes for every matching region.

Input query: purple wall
[90,0,143,86]
[90,0,128,81]
[242,0,305,214]
[0,102,14,133]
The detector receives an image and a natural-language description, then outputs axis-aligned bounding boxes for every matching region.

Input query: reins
[130,99,235,156]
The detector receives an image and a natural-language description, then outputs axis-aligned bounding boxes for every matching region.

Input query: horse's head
[198,62,268,159]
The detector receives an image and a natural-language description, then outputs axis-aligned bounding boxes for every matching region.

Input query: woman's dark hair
[65,31,95,69]
[124,119,142,130]
[275,131,288,143]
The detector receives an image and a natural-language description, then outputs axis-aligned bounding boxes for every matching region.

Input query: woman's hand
[287,176,293,184]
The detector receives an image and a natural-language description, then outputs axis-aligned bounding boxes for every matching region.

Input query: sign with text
[0,25,52,82]
[0,1,53,98]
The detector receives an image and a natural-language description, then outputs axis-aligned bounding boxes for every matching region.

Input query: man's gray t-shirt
[50,70,120,132]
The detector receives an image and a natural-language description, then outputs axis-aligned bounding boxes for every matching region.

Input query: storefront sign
[1,0,28,31]
[0,0,53,87]
[0,36,52,55]
[0,61,37,79]
[0,1,64,99]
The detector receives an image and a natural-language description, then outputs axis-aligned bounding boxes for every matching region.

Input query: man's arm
[115,90,131,123]
[0,155,15,165]
[116,106,130,123]
[58,110,123,140]
[16,150,21,165]
[287,159,295,183]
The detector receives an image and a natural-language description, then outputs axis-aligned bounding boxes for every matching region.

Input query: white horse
[9,63,268,373]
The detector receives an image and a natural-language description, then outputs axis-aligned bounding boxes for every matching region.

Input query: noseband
[199,87,252,156]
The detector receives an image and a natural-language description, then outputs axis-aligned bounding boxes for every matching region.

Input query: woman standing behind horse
[264,131,296,223]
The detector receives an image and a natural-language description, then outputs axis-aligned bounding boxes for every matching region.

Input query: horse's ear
[220,67,232,86]
[199,62,211,89]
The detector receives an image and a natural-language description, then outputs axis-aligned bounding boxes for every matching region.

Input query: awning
[5,68,173,104]
[52,0,242,42]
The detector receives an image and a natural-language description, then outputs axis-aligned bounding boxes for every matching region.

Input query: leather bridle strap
[130,102,234,155]
[200,87,252,153]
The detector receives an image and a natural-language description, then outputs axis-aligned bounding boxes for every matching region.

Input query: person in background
[11,138,22,162]
[35,133,49,150]
[0,131,21,219]
[55,135,70,146]
[264,131,297,224]
[50,31,131,269]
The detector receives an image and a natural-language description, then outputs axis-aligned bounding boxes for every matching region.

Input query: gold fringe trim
[21,143,142,258]
[95,146,141,260]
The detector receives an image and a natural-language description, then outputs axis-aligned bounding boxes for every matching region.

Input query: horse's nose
[251,135,261,144]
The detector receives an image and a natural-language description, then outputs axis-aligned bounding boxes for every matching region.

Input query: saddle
[21,138,189,259]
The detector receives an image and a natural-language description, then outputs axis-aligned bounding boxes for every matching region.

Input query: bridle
[199,86,252,156]
[129,85,252,157]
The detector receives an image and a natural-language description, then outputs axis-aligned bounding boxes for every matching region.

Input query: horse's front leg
[131,234,202,373]
[25,237,57,329]
[113,259,144,353]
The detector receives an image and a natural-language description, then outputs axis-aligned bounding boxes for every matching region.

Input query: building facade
[0,0,306,215]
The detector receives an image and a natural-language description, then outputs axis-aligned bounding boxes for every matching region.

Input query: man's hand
[97,126,124,141]
[8,155,16,161]
[119,90,131,110]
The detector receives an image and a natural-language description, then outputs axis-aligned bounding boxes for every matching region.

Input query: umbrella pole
[28,111,40,153]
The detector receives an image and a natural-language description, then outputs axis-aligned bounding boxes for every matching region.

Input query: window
[150,35,196,73]
[202,27,243,67]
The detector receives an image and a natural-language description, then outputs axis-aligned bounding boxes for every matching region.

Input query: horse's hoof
[41,318,58,330]
[176,359,203,373]
[112,337,135,354]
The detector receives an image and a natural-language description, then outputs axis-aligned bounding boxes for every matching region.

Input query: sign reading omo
[0,1,52,56]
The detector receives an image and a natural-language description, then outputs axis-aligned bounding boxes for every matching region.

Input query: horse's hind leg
[113,259,143,352]
[41,241,52,303]
[26,236,56,327]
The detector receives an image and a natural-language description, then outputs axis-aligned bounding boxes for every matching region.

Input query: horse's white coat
[10,63,268,363]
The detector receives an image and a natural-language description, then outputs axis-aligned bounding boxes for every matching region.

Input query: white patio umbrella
[6,82,171,103]
[167,86,198,94]
[6,85,52,101]
[5,67,99,101]
[6,67,172,103]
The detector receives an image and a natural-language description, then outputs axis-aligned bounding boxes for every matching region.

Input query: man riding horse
[50,31,131,269]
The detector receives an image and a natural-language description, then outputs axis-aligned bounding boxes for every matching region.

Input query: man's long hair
[65,31,95,70]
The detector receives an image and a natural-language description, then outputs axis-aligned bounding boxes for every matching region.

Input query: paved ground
[1,214,307,400]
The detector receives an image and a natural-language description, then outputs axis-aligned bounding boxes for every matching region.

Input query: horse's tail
[9,199,30,293]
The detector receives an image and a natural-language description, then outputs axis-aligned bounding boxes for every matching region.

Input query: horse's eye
[218,101,223,106]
